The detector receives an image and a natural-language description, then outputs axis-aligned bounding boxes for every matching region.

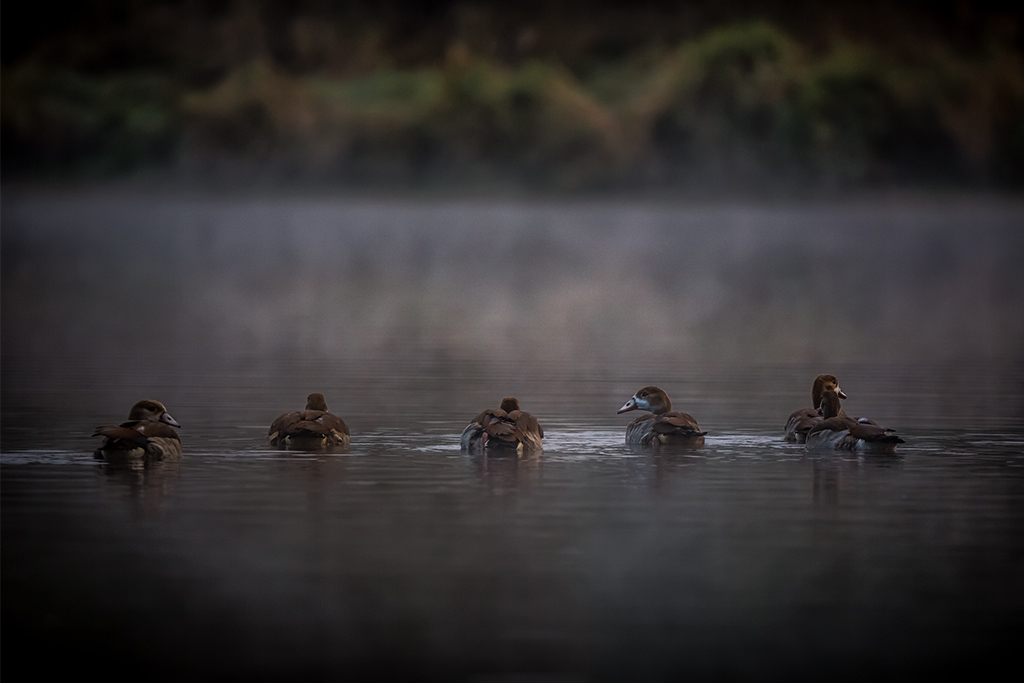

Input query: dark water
[3,192,1024,681]
[3,361,1024,682]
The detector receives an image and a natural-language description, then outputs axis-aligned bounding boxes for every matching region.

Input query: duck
[784,374,848,443]
[460,397,544,452]
[268,393,350,450]
[805,390,904,453]
[617,386,706,446]
[93,400,182,460]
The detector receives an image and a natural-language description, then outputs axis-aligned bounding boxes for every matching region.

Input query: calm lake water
[3,190,1024,681]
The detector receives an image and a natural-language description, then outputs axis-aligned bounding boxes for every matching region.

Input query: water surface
[3,192,1023,681]
[4,362,1023,682]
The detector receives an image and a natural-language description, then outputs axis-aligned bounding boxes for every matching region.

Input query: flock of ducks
[92,375,904,460]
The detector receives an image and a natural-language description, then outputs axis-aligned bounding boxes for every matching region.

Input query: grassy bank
[3,2,1022,191]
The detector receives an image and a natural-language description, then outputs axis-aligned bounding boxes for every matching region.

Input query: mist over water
[5,190,1023,367]
[4,187,1023,442]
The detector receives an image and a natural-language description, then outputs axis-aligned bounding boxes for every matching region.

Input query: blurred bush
[425,47,626,188]
[2,64,178,177]
[632,22,806,186]
[2,3,1022,192]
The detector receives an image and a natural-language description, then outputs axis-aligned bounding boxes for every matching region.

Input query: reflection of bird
[93,400,182,459]
[268,393,349,450]
[806,391,904,453]
[784,374,847,443]
[460,397,544,452]
[617,386,706,446]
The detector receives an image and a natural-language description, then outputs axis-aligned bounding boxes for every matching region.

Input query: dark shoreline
[4,3,1022,191]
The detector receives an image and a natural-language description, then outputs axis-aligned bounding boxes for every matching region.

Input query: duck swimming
[268,393,350,450]
[460,397,543,452]
[93,400,182,460]
[784,374,847,443]
[805,391,904,453]
[617,386,706,446]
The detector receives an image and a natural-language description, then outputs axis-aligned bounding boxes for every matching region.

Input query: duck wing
[269,410,303,440]
[507,409,544,450]
[848,421,904,445]
[313,411,349,437]
[94,418,180,452]
[462,409,512,449]
[652,411,706,437]
[785,408,820,442]
[93,421,150,448]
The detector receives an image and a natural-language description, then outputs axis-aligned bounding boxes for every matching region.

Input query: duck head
[305,393,329,411]
[618,386,672,415]
[499,397,521,412]
[811,375,847,409]
[128,400,181,428]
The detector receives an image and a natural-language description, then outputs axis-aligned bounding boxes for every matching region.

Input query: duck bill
[161,413,182,428]
[837,387,848,400]
[617,398,638,414]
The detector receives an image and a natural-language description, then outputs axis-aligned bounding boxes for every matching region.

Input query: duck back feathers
[461,397,543,452]
[806,391,904,453]
[93,400,182,460]
[268,393,350,450]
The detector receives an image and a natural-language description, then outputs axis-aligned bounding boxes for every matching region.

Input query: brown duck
[805,390,904,453]
[617,386,706,446]
[460,397,544,452]
[268,393,350,450]
[93,400,182,460]
[784,374,848,443]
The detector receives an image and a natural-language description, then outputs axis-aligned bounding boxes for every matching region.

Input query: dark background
[3,0,1022,192]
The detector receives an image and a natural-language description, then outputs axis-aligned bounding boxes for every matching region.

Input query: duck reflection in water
[468,450,541,493]
[99,457,183,519]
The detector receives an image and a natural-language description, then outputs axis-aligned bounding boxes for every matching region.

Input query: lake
[2,190,1023,681]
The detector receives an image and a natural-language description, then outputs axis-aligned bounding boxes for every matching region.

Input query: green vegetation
[3,2,1022,191]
